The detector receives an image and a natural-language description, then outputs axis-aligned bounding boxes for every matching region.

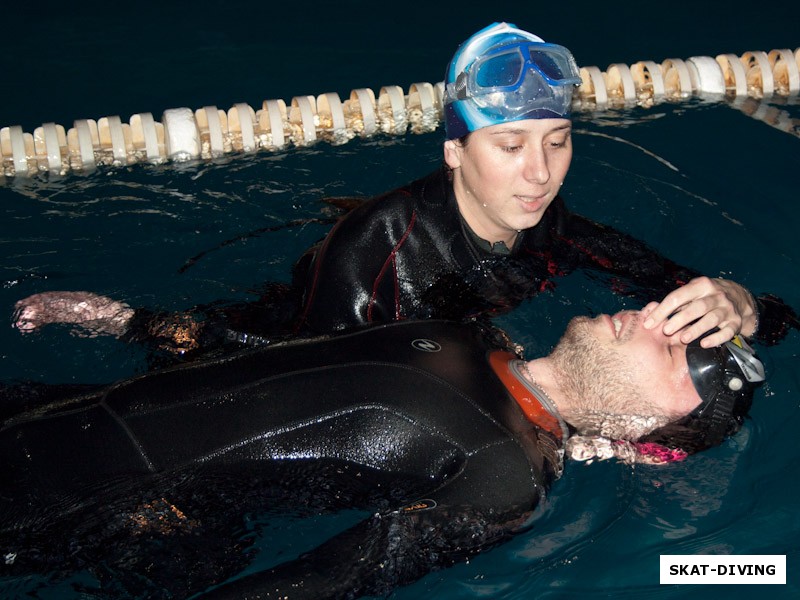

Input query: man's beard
[548,315,673,440]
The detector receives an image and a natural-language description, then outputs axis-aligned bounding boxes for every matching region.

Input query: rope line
[1,48,797,178]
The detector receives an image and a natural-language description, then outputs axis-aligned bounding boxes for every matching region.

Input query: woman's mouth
[516,194,547,212]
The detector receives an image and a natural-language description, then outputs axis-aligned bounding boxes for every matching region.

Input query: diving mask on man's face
[686,334,765,445]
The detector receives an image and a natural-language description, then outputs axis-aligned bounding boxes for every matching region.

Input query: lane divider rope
[1,47,797,178]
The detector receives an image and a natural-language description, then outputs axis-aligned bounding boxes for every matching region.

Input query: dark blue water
[1,1,798,598]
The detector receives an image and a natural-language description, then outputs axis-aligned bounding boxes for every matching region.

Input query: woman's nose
[523,149,550,184]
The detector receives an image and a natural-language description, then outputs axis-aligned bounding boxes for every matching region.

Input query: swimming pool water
[1,1,798,598]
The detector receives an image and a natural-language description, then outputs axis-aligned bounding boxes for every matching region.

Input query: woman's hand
[13,291,134,337]
[643,277,757,347]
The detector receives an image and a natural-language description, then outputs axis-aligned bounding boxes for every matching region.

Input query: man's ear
[443,140,462,170]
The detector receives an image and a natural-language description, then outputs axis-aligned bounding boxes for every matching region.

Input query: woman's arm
[554,211,797,345]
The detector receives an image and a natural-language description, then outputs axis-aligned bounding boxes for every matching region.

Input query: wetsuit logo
[399,499,438,513]
[411,338,441,352]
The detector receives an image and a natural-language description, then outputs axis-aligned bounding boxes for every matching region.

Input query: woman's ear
[443,139,462,170]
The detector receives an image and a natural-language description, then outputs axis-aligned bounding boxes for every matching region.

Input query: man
[1,302,765,598]
[12,23,796,364]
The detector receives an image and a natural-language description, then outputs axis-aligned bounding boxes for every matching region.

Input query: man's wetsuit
[1,320,564,599]
[125,167,794,360]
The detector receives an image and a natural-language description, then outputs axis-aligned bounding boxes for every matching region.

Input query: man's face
[549,303,702,439]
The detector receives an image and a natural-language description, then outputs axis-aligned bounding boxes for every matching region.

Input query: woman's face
[444,118,573,247]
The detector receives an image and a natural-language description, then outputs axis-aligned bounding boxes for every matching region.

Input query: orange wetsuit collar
[489,350,566,442]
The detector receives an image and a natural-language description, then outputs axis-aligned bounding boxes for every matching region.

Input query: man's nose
[649,320,688,350]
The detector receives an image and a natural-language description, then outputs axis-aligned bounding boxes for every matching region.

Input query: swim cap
[443,22,582,140]
[639,333,766,454]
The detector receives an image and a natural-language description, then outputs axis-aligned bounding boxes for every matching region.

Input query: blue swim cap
[444,22,582,140]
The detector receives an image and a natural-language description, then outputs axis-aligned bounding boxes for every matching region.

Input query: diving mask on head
[685,333,765,447]
[444,22,582,140]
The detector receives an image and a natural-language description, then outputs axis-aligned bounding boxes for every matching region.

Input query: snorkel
[443,22,582,140]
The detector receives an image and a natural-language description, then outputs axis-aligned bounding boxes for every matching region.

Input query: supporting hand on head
[13,291,135,338]
[642,277,757,347]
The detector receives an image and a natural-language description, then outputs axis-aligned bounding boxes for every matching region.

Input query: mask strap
[703,392,737,446]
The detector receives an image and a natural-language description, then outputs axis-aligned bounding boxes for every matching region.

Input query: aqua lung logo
[411,338,441,352]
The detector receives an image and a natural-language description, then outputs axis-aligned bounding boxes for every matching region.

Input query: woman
[293,22,777,347]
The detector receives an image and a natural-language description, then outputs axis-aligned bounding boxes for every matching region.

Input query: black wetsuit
[127,167,795,361]
[295,166,701,332]
[1,320,563,599]
[295,168,794,338]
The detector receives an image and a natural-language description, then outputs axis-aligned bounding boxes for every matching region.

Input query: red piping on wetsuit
[489,350,563,441]
[553,234,613,269]
[552,233,691,291]
[294,216,348,333]
[367,210,417,322]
